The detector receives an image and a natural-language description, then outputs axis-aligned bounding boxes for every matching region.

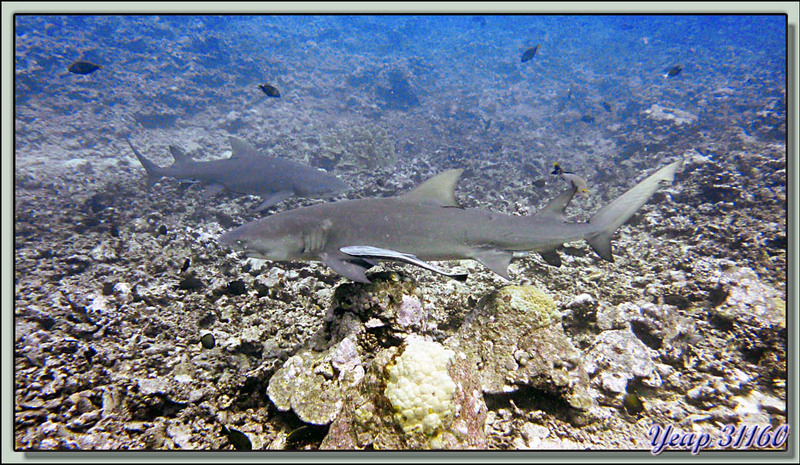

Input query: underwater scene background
[13,13,789,451]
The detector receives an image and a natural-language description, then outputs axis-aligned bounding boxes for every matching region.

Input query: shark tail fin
[126,137,164,185]
[586,159,684,261]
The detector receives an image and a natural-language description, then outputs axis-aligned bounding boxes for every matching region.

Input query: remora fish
[127,136,350,212]
[220,159,683,283]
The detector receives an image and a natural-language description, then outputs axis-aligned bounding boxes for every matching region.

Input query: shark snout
[218,230,246,251]
[218,228,255,252]
[332,177,351,193]
[305,180,350,197]
[218,224,297,261]
[219,231,264,259]
[296,171,351,198]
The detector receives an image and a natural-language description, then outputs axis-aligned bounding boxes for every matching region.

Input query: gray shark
[219,159,683,283]
[127,136,350,211]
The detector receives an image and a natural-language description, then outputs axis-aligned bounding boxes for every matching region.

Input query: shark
[219,159,683,283]
[126,136,350,212]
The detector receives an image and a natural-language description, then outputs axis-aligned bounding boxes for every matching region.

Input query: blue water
[14,14,787,172]
[15,14,786,104]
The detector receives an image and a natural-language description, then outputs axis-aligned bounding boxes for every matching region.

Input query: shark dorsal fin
[533,186,577,222]
[228,137,261,159]
[401,169,464,207]
[168,145,192,166]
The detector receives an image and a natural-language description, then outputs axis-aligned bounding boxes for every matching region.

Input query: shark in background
[219,159,684,283]
[126,136,350,212]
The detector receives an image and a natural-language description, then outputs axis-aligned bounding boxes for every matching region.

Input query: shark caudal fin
[587,159,684,261]
[126,137,165,185]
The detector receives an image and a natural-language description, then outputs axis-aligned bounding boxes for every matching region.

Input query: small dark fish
[200,333,215,350]
[102,282,116,296]
[286,425,329,449]
[221,425,252,451]
[602,101,612,112]
[258,84,281,98]
[226,279,247,296]
[623,392,645,416]
[68,61,102,75]
[664,65,682,78]
[180,258,191,274]
[521,45,541,63]
[580,114,595,123]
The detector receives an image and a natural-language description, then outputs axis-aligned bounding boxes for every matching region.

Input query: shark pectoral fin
[254,191,294,212]
[361,258,379,267]
[340,246,468,281]
[321,252,371,283]
[471,249,513,280]
[538,249,562,267]
[203,184,226,197]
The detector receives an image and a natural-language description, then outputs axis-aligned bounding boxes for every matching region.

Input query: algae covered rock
[271,281,607,448]
[322,336,486,450]
[711,266,785,330]
[267,272,426,427]
[447,285,594,411]
[583,329,661,395]
[709,266,786,389]
[327,271,427,340]
[266,272,486,449]
[266,336,365,425]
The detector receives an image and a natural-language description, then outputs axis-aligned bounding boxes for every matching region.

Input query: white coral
[384,336,456,435]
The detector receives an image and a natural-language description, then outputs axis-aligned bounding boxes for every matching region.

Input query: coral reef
[447,286,594,415]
